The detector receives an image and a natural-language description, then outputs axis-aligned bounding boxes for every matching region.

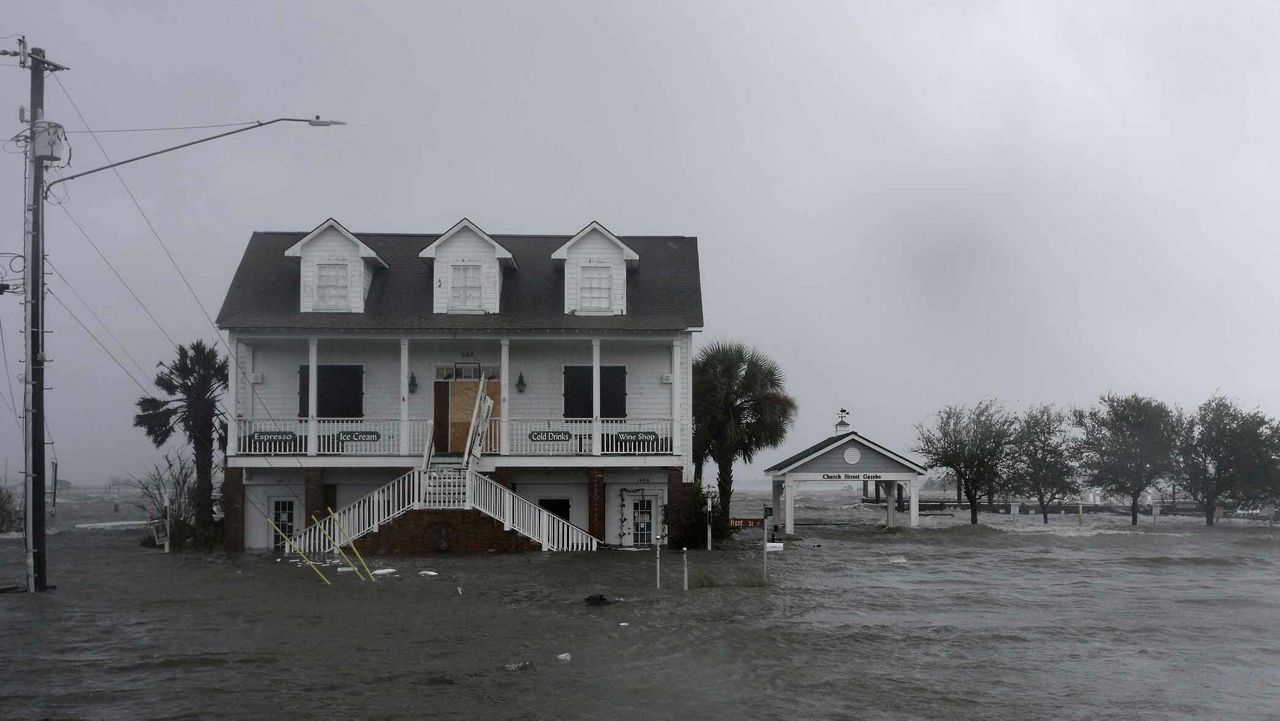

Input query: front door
[621,492,659,547]
[271,499,295,550]
[433,364,501,454]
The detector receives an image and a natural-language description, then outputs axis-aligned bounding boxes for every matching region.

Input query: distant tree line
[915,394,1280,526]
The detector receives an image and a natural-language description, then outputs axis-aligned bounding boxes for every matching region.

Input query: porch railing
[236,416,677,456]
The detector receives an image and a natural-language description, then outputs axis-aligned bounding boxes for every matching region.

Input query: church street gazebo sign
[791,472,918,482]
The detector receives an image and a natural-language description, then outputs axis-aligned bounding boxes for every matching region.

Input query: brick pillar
[303,468,325,527]
[587,467,606,540]
[222,467,245,553]
[493,467,513,489]
[665,466,687,544]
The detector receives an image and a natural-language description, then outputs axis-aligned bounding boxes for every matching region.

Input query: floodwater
[2,490,1279,720]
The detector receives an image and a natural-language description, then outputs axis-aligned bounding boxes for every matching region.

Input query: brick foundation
[587,467,605,539]
[665,466,689,543]
[222,467,244,553]
[353,509,541,554]
[303,468,325,527]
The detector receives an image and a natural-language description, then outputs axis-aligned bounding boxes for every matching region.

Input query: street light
[21,95,344,592]
[43,116,346,198]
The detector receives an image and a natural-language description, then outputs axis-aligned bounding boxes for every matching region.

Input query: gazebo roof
[764,431,927,477]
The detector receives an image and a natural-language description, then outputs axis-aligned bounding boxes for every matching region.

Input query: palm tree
[134,340,228,529]
[693,341,797,531]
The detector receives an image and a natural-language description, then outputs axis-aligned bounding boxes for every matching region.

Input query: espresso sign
[252,431,297,443]
[529,430,573,442]
[337,430,381,443]
[615,431,659,443]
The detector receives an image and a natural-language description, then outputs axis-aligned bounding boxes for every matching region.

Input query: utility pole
[14,41,68,592]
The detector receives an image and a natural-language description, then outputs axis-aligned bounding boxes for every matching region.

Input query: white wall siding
[432,227,501,314]
[508,469,590,529]
[564,229,625,315]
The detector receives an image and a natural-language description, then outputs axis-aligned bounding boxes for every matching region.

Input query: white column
[785,478,796,535]
[307,337,318,457]
[885,482,897,528]
[500,338,510,455]
[909,479,920,528]
[226,335,239,456]
[591,338,602,456]
[399,338,410,456]
[670,338,681,455]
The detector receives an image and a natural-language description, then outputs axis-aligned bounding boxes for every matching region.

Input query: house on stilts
[216,218,701,554]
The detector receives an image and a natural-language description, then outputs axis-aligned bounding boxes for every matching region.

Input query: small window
[580,266,612,312]
[450,265,482,311]
[272,499,295,550]
[315,263,350,310]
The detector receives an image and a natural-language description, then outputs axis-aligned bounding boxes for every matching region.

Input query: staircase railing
[465,470,598,552]
[292,467,467,556]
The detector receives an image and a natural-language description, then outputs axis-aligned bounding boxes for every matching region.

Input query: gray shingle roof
[216,231,702,332]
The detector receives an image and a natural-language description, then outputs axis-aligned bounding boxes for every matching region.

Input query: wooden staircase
[290,377,600,555]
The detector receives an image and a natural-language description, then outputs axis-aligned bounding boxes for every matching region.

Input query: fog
[2,0,1277,486]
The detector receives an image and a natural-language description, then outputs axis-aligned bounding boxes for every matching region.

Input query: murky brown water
[3,491,1279,720]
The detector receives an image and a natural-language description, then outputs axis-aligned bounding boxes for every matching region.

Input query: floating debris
[337,567,358,573]
[503,661,531,672]
[619,622,629,627]
[371,569,397,576]
[418,570,438,577]
[584,594,615,606]
[556,653,571,663]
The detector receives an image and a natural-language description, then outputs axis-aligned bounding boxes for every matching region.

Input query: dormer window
[315,263,350,311]
[420,219,516,315]
[552,221,638,316]
[580,266,612,312]
[450,264,483,311]
[283,219,388,314]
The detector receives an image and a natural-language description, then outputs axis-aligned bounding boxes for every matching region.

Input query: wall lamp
[408,372,419,394]
[515,373,527,393]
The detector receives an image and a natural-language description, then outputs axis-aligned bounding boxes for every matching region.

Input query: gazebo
[765,414,927,533]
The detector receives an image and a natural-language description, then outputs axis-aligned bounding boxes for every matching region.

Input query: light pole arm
[43,117,342,198]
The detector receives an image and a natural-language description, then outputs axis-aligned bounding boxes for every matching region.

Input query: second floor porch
[227,334,690,460]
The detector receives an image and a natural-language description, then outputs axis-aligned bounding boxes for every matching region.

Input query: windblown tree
[1007,404,1080,524]
[1176,396,1280,525]
[1073,393,1180,526]
[692,342,797,533]
[134,340,228,530]
[914,399,1018,525]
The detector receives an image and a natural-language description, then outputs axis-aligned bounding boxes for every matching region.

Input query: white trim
[766,432,928,476]
[419,218,517,268]
[283,218,388,268]
[550,221,639,263]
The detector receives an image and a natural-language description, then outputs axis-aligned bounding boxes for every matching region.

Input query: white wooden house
[216,218,702,553]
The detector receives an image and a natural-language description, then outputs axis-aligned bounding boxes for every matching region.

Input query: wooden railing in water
[291,467,598,555]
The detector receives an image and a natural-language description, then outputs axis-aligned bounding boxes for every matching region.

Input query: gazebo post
[784,477,796,535]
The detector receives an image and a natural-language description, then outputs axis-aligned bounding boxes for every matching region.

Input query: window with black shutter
[563,366,626,418]
[298,365,364,418]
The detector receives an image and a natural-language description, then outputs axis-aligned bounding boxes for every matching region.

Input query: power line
[64,121,258,134]
[53,74,223,340]
[53,204,177,348]
[47,288,150,395]
[47,258,152,381]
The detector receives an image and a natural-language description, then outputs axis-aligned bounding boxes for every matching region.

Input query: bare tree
[131,453,196,547]
[0,485,20,533]
[915,399,1018,524]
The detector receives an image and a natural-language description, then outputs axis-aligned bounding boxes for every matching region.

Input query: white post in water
[162,490,170,554]
[762,503,768,583]
[1078,500,1083,527]
[706,494,712,551]
[682,547,688,591]
[655,538,661,589]
[1152,501,1159,526]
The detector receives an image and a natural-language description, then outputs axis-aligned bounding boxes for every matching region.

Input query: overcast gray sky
[3,0,1278,487]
